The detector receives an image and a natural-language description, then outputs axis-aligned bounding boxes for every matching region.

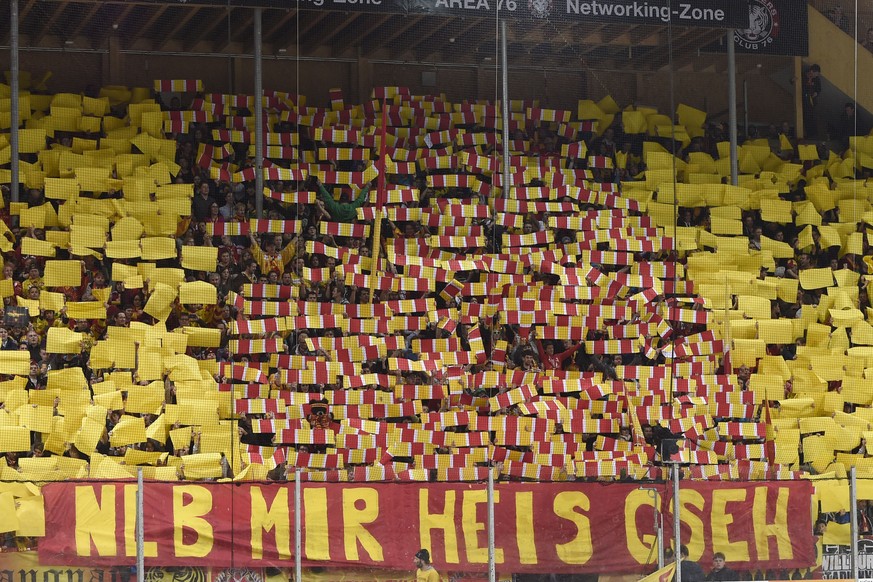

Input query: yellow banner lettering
[553,491,592,565]
[123,485,157,558]
[710,488,749,561]
[419,489,460,564]
[342,488,383,562]
[753,486,792,561]
[172,485,214,558]
[678,489,705,561]
[462,490,503,564]
[250,487,291,560]
[304,487,331,560]
[75,485,117,557]
[515,491,538,565]
[624,489,660,565]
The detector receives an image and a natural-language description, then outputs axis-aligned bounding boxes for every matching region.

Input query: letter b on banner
[173,485,214,558]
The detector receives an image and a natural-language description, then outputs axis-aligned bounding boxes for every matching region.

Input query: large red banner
[39,481,814,574]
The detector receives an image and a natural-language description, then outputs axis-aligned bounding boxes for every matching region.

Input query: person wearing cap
[413,549,439,582]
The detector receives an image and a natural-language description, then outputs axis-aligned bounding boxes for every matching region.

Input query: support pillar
[356,52,373,105]
[254,7,264,219]
[10,0,19,203]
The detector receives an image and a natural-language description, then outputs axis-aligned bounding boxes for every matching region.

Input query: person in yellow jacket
[248,232,299,276]
[414,549,439,582]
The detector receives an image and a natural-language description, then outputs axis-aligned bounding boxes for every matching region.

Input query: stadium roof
[7,0,740,72]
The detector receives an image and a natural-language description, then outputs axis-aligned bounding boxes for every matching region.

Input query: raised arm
[556,341,583,364]
[248,233,267,272]
[316,181,343,218]
[279,235,299,265]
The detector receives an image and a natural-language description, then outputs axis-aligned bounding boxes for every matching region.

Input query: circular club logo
[528,0,551,19]
[735,0,780,50]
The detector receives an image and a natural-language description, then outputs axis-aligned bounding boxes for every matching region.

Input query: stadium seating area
[0,74,872,546]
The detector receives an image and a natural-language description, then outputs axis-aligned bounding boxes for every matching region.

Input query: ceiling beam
[580,23,607,43]
[364,15,424,57]
[602,23,636,44]
[467,18,550,57]
[19,0,38,21]
[67,3,103,40]
[33,0,70,46]
[430,19,494,62]
[297,12,348,50]
[298,12,331,40]
[576,24,617,55]
[262,8,299,42]
[1,0,37,44]
[650,28,714,71]
[111,3,139,33]
[403,16,455,54]
[138,5,170,38]
[333,14,391,55]
[415,18,483,60]
[629,25,661,45]
[159,7,203,51]
[184,8,232,52]
[216,10,254,53]
[281,11,330,52]
[311,13,361,48]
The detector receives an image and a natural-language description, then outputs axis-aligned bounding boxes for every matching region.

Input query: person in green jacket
[314,178,371,222]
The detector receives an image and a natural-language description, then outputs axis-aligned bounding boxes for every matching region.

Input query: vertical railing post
[10,0,20,203]
[137,469,145,582]
[295,468,302,582]
[487,467,496,582]
[727,29,738,186]
[673,465,682,582]
[851,467,859,581]
[500,19,510,200]
[253,7,264,219]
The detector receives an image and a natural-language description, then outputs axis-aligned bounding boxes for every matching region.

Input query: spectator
[413,549,439,582]
[676,545,706,582]
[706,552,738,581]
[192,182,215,221]
[802,64,822,139]
[862,27,873,51]
[828,5,849,32]
[314,178,372,222]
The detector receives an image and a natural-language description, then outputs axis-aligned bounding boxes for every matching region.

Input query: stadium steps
[806,4,873,134]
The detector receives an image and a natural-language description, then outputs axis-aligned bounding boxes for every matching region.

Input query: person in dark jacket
[802,64,822,139]
[674,545,706,582]
[706,552,738,581]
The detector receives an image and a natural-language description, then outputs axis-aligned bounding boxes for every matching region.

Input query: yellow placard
[44,260,82,287]
[181,246,217,272]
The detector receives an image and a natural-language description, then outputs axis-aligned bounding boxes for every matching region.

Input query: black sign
[704,0,808,56]
[822,540,873,579]
[97,0,751,28]
[4,306,30,327]
[733,0,808,55]
[559,0,750,27]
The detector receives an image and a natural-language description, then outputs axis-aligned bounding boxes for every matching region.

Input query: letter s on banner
[552,491,592,565]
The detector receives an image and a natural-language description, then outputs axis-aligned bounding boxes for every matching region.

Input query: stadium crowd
[0,73,871,561]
